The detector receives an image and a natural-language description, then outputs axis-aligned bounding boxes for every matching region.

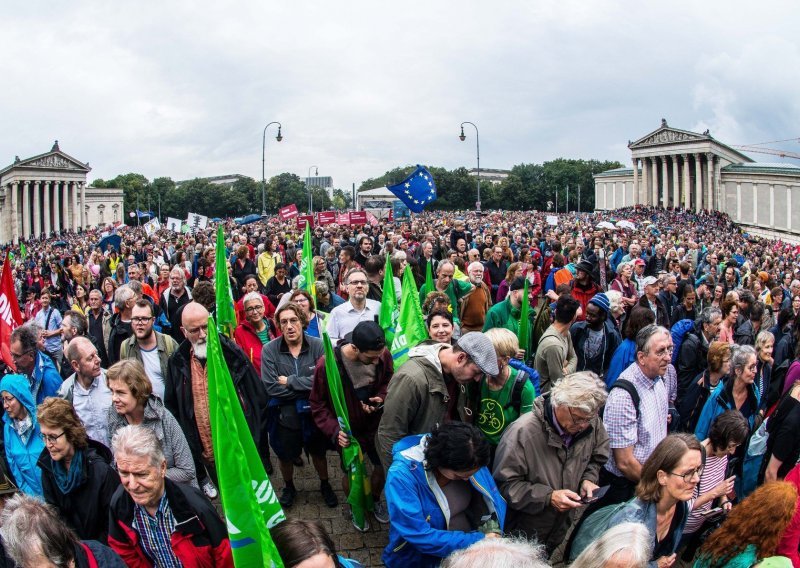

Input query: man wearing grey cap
[376,332,499,470]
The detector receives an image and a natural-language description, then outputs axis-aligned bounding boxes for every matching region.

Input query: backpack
[670,319,695,366]
[602,379,641,420]
[502,369,539,414]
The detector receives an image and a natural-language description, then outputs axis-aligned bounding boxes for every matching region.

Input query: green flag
[424,258,434,294]
[378,254,398,348]
[297,221,316,308]
[391,266,429,367]
[519,276,531,360]
[215,225,237,337]
[321,332,373,529]
[19,243,26,260]
[207,316,285,567]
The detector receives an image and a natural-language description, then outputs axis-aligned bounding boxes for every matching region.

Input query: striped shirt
[603,362,668,477]
[685,452,728,534]
[132,493,183,568]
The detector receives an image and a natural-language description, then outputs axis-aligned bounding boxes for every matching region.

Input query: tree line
[93,157,622,224]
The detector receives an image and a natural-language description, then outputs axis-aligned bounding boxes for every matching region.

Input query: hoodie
[0,374,44,496]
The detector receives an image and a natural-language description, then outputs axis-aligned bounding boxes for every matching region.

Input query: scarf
[12,414,33,445]
[52,448,84,494]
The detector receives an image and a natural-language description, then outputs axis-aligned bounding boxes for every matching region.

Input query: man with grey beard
[165,301,270,499]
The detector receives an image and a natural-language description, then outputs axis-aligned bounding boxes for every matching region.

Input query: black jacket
[165,336,269,474]
[677,370,722,433]
[637,294,670,328]
[38,441,120,543]
[676,324,710,404]
[569,319,621,379]
[107,313,132,365]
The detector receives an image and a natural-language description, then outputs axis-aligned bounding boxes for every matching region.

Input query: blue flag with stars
[386,165,437,213]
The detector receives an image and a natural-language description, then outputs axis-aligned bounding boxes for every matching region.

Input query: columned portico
[682,154,690,210]
[694,153,703,213]
[650,157,658,206]
[671,156,679,209]
[632,158,639,204]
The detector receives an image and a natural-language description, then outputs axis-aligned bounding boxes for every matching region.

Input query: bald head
[180,302,210,360]
[181,301,209,327]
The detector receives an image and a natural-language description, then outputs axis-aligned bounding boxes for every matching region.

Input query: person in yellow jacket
[257,241,282,287]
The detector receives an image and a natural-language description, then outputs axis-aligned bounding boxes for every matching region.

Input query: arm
[309,361,341,443]
[260,343,295,401]
[564,333,578,374]
[604,389,642,482]
[377,372,423,470]
[162,413,198,485]
[613,447,643,482]
[581,421,610,486]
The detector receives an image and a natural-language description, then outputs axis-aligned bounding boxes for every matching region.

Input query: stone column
[671,156,679,209]
[62,181,69,232]
[32,181,41,237]
[706,153,714,211]
[80,181,86,228]
[53,181,61,232]
[650,157,660,207]
[22,181,30,239]
[72,181,79,231]
[641,158,650,205]
[632,158,639,205]
[694,153,703,213]
[681,154,691,210]
[658,156,667,207]
[10,181,18,244]
[43,181,52,236]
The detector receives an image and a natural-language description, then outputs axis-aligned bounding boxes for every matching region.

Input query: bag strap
[610,379,641,419]
[503,371,528,412]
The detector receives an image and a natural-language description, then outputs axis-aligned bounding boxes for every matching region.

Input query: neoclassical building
[0,142,123,244]
[594,120,800,241]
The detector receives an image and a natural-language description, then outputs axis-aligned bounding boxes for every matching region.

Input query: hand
[549,489,583,512]
[579,480,599,501]
[722,500,733,512]
[712,476,736,499]
[337,430,350,448]
[277,376,288,385]
[656,554,676,568]
[515,349,525,360]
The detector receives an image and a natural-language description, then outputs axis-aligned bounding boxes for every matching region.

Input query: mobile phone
[700,507,724,517]
[581,485,610,504]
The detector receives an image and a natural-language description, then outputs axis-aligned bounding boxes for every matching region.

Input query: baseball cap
[349,321,386,352]
[509,276,527,292]
[633,258,646,266]
[641,276,658,288]
[456,332,500,376]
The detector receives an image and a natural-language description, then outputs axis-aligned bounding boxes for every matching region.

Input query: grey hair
[615,261,631,275]
[730,344,757,378]
[441,536,549,568]
[550,371,608,414]
[169,266,186,280]
[467,261,485,273]
[437,260,455,274]
[315,280,330,295]
[114,284,135,310]
[569,522,652,568]
[700,307,722,325]
[127,279,143,296]
[604,290,623,315]
[0,493,78,568]
[111,424,166,468]
[62,310,88,336]
[10,323,39,352]
[635,324,670,355]
[242,291,263,306]
[755,330,775,353]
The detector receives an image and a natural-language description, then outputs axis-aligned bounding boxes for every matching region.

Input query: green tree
[266,173,307,212]
[331,188,352,210]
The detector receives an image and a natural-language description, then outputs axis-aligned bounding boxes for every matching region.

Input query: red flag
[0,253,22,371]
[279,204,299,220]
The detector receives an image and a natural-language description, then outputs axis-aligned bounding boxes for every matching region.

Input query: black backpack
[503,371,532,415]
[601,379,641,419]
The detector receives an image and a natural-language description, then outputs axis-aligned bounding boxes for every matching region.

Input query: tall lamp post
[307,165,318,215]
[261,121,283,216]
[459,121,481,211]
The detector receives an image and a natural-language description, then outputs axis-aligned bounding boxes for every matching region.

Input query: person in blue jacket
[9,325,62,404]
[0,374,45,497]
[383,423,506,568]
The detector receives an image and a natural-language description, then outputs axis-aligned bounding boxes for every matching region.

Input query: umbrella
[210,217,223,222]
[235,213,262,226]
[616,220,636,230]
[98,234,122,252]
[52,241,68,248]
[596,221,617,230]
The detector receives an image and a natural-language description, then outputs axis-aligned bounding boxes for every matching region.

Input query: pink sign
[336,213,351,226]
[296,215,314,229]
[279,204,299,220]
[349,211,367,225]
[318,211,336,226]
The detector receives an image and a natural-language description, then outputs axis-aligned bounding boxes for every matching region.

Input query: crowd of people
[1,204,800,567]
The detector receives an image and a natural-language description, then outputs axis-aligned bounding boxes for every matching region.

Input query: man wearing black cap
[482,276,535,350]
[310,321,394,530]
[377,332,500,470]
[571,259,599,322]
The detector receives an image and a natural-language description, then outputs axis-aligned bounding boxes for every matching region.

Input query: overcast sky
[2,1,798,195]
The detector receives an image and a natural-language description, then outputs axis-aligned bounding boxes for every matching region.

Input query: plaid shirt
[604,362,668,477]
[132,493,183,568]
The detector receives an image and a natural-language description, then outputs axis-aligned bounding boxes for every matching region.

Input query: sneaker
[351,512,370,532]
[279,485,297,508]
[373,500,389,524]
[201,478,218,500]
[320,481,338,508]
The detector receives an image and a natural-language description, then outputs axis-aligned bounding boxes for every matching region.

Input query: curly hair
[37,398,88,451]
[698,481,797,565]
[422,291,451,316]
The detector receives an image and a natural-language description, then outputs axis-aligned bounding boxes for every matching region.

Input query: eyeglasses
[9,350,33,361]
[41,432,66,445]
[244,305,264,313]
[131,316,154,324]
[668,466,703,483]
[652,346,674,358]
[279,317,301,327]
[184,324,209,335]
[348,280,368,287]
[567,407,595,427]
[1,396,16,405]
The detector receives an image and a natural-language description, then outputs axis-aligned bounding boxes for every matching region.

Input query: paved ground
[271,452,390,567]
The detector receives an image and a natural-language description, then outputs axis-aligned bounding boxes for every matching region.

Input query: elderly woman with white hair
[441,537,549,568]
[610,261,638,312]
[569,522,652,568]
[493,371,610,554]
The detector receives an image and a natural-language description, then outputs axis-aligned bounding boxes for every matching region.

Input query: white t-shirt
[140,345,165,400]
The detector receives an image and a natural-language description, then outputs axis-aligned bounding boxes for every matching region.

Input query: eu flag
[386,165,437,213]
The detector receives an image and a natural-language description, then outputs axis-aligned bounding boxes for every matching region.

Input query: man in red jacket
[309,321,393,531]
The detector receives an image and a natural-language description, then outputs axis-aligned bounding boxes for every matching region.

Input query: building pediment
[0,141,91,177]
[629,123,709,150]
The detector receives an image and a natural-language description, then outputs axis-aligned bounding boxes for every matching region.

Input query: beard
[192,340,207,361]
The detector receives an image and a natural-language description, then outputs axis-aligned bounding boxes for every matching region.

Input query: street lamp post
[307,165,318,215]
[261,121,283,216]
[459,121,481,211]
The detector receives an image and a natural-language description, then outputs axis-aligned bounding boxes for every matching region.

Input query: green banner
[207,316,285,567]
[391,266,429,367]
[519,276,531,359]
[378,254,398,348]
[214,225,237,337]
[297,221,316,308]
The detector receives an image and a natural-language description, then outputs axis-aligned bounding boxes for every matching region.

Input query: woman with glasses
[233,292,278,371]
[0,374,45,496]
[570,434,703,566]
[383,422,505,568]
[37,397,120,543]
[106,360,198,488]
[288,289,323,338]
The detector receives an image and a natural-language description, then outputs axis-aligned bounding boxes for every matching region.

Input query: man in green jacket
[418,260,473,327]
[482,276,536,338]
